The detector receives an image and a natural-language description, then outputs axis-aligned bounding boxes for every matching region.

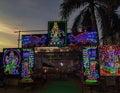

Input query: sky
[0,0,66,52]
[0,0,120,52]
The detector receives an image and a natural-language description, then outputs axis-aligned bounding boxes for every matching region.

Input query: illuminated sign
[22,34,48,48]
[48,21,67,47]
[21,48,34,80]
[3,48,21,76]
[99,46,120,76]
[67,30,98,46]
[83,46,99,82]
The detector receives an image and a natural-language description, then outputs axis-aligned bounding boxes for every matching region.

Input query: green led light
[23,78,33,81]
[85,79,98,83]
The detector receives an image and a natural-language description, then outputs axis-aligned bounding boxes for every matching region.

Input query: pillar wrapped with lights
[83,46,99,83]
[21,48,34,82]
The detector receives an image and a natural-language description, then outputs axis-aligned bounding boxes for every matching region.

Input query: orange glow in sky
[0,23,18,52]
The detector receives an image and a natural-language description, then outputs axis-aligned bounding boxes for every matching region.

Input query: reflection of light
[35,50,38,53]
[60,62,64,66]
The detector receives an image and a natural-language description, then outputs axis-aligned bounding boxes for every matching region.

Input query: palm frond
[59,0,120,42]
[95,5,110,38]
[94,1,107,9]
[72,7,89,34]
[60,0,88,19]
[110,12,120,33]
[81,10,92,31]
[101,0,120,10]
[94,7,103,39]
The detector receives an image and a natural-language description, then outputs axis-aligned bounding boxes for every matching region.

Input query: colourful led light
[48,21,67,47]
[100,46,120,76]
[21,48,34,80]
[3,48,21,75]
[83,46,99,82]
[22,34,48,47]
[85,79,98,83]
[67,31,98,46]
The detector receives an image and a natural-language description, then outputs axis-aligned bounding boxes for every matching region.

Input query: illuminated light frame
[83,46,99,82]
[48,21,67,47]
[2,48,21,76]
[21,48,34,81]
[67,30,98,46]
[22,34,48,48]
[99,45,120,76]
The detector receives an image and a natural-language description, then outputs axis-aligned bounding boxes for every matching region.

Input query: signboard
[48,21,67,47]
[21,48,34,80]
[2,48,21,76]
[22,34,48,48]
[2,48,35,80]
[83,46,99,82]
[67,30,98,46]
[99,46,120,76]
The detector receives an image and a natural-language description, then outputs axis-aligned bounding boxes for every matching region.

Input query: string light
[83,46,99,82]
[3,48,21,75]
[100,46,120,76]
[21,48,34,80]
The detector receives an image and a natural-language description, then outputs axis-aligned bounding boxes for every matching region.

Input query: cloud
[0,0,64,52]
[0,22,19,34]
[0,40,18,52]
[0,21,18,52]
[0,41,17,47]
[0,0,63,30]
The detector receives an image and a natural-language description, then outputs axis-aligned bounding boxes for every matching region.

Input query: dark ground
[0,77,119,93]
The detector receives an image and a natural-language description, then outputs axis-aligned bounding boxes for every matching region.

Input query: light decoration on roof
[22,34,48,48]
[67,30,98,46]
[48,21,67,47]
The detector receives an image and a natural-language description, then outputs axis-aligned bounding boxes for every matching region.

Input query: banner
[48,21,67,47]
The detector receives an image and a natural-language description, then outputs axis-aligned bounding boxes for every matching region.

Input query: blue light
[67,30,98,45]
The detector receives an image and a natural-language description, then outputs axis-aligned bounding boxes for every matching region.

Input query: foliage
[60,0,120,41]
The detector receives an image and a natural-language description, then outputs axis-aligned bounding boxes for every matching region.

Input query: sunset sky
[0,0,120,52]
[0,0,64,52]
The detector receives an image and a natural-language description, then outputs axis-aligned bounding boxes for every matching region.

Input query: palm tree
[102,11,120,45]
[101,1,120,45]
[60,0,120,41]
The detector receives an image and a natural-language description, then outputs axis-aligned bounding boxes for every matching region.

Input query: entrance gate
[34,47,82,79]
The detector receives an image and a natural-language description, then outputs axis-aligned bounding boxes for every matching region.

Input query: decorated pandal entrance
[0,21,120,93]
[34,47,82,79]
